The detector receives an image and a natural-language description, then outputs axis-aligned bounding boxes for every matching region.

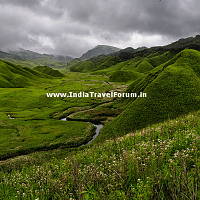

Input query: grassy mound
[70,60,96,72]
[0,60,49,88]
[134,61,154,73]
[100,49,200,139]
[92,52,174,76]
[109,70,143,82]
[33,65,65,77]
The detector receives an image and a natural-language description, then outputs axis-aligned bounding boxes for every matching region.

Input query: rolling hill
[33,66,65,77]
[70,35,200,76]
[100,49,200,140]
[0,60,50,88]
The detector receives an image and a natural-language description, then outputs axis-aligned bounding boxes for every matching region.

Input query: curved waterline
[60,118,104,146]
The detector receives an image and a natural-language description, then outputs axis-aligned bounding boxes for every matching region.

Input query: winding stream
[8,114,104,147]
[60,118,104,146]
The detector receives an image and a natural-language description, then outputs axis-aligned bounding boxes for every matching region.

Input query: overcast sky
[0,0,199,58]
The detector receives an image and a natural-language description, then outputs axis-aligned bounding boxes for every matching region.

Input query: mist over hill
[9,49,73,63]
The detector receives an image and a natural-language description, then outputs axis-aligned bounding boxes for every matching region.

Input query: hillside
[33,65,65,77]
[9,49,73,63]
[100,49,200,139]
[0,60,50,88]
[79,45,120,61]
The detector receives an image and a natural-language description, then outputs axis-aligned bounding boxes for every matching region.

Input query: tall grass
[0,111,200,199]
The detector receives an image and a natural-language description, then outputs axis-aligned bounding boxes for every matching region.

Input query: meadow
[0,71,122,161]
[0,110,199,199]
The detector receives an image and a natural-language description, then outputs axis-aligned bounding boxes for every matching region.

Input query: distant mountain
[33,65,65,77]
[9,49,73,63]
[0,49,74,69]
[79,45,121,61]
[0,50,23,60]
[66,58,81,69]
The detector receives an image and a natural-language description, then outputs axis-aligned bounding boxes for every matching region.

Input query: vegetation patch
[33,65,65,77]
[101,49,200,139]
[109,70,143,82]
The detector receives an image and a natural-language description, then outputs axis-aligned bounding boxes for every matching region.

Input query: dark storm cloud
[0,0,200,57]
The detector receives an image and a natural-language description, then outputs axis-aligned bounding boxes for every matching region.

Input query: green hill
[134,61,154,73]
[33,65,65,77]
[66,58,80,69]
[70,60,96,72]
[100,49,200,139]
[0,60,50,88]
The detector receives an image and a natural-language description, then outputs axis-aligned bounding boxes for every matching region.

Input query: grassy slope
[100,49,200,140]
[109,70,144,82]
[1,109,199,199]
[92,52,175,83]
[33,65,65,77]
[91,57,142,75]
[70,60,96,72]
[70,56,122,73]
[4,58,69,69]
[134,61,154,73]
[0,60,50,88]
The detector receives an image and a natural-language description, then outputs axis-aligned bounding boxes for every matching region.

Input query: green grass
[0,110,199,199]
[109,70,144,82]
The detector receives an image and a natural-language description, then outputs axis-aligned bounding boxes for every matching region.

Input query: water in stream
[60,117,104,146]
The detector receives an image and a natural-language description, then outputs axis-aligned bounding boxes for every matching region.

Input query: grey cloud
[0,0,41,8]
[0,0,200,57]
